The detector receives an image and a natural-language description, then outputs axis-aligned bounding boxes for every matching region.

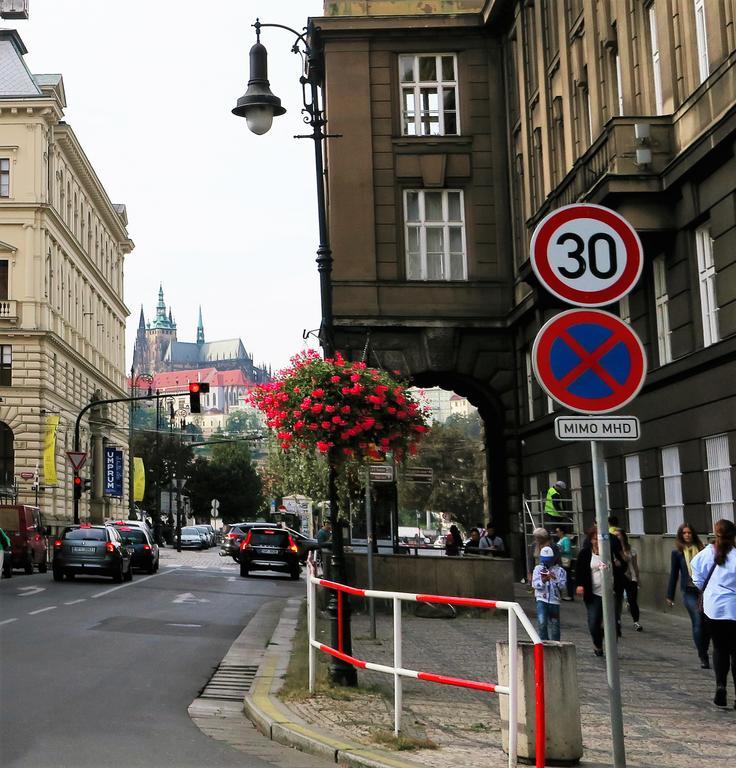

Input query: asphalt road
[0,553,315,768]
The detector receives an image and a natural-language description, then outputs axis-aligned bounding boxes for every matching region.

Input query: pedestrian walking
[445,524,463,557]
[616,528,642,631]
[691,519,736,709]
[0,526,10,578]
[464,528,482,555]
[576,526,625,655]
[479,523,505,555]
[666,522,712,668]
[555,526,575,601]
[527,527,560,582]
[532,545,567,640]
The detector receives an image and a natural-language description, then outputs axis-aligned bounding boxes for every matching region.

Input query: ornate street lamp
[232,18,356,687]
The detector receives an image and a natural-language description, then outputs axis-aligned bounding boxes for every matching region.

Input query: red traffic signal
[188,381,210,413]
[73,474,82,499]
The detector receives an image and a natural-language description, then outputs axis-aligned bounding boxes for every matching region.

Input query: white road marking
[18,586,46,597]
[173,592,210,604]
[90,569,174,599]
[0,617,18,625]
[29,606,56,615]
[167,623,202,628]
[64,599,87,605]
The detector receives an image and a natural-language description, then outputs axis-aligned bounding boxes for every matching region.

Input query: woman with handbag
[691,519,736,709]
[666,523,711,668]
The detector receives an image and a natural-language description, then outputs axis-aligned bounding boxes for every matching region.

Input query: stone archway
[410,371,515,535]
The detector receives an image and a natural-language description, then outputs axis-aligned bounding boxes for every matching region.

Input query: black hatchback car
[52,525,133,582]
[115,525,159,573]
[239,528,301,580]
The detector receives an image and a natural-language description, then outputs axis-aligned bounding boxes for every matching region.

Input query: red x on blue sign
[532,309,647,414]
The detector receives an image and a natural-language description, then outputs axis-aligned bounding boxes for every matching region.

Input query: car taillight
[240,531,253,550]
[105,542,115,553]
[226,533,237,540]
[34,534,41,542]
[143,543,151,551]
[53,539,62,549]
[288,535,298,553]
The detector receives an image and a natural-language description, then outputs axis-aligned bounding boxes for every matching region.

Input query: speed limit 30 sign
[530,203,643,307]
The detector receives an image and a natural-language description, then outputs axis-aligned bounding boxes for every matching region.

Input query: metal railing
[306,557,545,768]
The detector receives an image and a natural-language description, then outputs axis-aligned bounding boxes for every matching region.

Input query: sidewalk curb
[243,596,420,768]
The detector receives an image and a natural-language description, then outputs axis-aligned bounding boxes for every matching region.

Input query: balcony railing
[0,300,17,320]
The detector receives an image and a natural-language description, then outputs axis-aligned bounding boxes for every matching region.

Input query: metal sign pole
[590,439,626,767]
[365,467,376,640]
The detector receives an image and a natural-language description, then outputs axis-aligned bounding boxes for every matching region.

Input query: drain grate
[199,663,258,701]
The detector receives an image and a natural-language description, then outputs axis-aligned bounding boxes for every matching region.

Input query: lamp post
[232,18,356,686]
[129,367,152,521]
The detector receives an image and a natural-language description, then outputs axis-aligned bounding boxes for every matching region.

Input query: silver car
[52,525,133,582]
[180,526,206,550]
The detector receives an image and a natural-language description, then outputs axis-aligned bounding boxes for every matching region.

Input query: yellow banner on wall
[42,415,59,486]
[133,457,145,502]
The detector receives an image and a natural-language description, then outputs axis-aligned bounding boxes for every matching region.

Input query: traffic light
[73,474,82,500]
[83,479,92,493]
[188,381,210,413]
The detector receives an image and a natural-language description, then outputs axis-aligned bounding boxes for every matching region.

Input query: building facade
[0,30,133,526]
[132,286,270,384]
[315,0,736,605]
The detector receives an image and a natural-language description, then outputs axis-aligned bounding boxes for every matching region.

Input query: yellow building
[0,30,133,527]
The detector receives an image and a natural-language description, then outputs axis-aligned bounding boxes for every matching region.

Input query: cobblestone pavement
[291,585,735,767]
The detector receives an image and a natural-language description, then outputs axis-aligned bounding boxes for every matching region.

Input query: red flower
[312,388,325,398]
[341,405,351,414]
[350,374,360,382]
[330,376,340,383]
[325,405,335,413]
[321,421,331,429]
[316,441,329,453]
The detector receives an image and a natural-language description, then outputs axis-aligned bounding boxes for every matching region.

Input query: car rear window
[63,528,107,541]
[117,529,146,543]
[182,527,200,534]
[250,531,288,546]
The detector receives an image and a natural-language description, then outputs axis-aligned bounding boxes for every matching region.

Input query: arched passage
[410,371,515,535]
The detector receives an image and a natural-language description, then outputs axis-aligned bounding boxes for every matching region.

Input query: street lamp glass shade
[245,105,274,135]
[231,41,286,132]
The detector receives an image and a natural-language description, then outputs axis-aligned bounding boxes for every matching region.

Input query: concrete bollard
[496,640,583,765]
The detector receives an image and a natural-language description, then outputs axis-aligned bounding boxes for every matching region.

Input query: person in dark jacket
[445,525,463,557]
[576,525,626,655]
[666,522,711,668]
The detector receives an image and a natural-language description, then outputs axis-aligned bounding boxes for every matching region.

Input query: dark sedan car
[221,523,316,564]
[239,528,301,579]
[115,525,159,573]
[52,525,133,582]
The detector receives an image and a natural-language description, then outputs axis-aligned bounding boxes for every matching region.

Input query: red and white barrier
[306,558,545,768]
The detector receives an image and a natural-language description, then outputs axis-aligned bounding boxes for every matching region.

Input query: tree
[186,441,263,524]
[225,410,262,435]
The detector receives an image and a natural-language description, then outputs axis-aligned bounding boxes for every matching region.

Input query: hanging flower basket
[250,350,430,461]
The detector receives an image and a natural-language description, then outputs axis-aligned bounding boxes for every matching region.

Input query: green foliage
[187,440,263,523]
[225,410,262,435]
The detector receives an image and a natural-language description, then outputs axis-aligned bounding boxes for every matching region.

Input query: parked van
[0,505,48,574]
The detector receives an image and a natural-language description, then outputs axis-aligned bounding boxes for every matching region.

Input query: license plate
[258,547,278,554]
[72,547,89,553]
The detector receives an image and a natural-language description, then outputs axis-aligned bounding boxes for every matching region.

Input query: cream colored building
[0,30,133,527]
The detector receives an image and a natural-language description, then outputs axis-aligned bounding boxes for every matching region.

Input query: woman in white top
[575,526,606,657]
[691,519,736,709]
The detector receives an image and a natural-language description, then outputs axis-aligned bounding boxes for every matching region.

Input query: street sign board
[103,447,124,497]
[211,498,220,510]
[19,471,34,480]
[532,309,647,414]
[66,451,87,472]
[368,464,394,483]
[403,467,433,483]
[530,203,643,307]
[555,416,640,441]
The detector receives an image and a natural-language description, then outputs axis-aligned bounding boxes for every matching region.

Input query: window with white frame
[695,225,719,347]
[546,395,555,415]
[624,454,644,534]
[569,466,583,515]
[399,54,458,136]
[648,3,664,115]
[525,351,535,422]
[653,255,672,365]
[694,0,709,84]
[615,53,624,115]
[404,190,466,281]
[619,294,631,324]
[704,434,734,525]
[661,445,684,533]
[0,159,9,198]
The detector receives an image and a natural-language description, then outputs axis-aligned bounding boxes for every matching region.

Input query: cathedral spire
[138,304,145,330]
[156,284,167,323]
[196,305,205,345]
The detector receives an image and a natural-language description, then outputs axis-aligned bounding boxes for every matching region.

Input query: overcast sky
[17,0,326,371]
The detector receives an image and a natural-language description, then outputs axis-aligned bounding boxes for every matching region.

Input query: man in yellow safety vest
[544,480,570,528]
